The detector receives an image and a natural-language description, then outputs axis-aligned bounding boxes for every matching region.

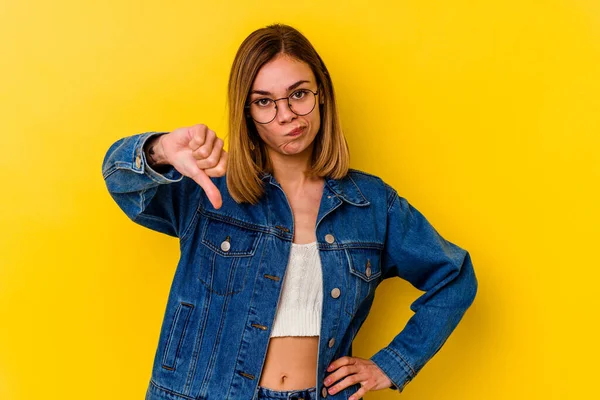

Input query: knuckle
[214,165,226,175]
[206,154,218,166]
[197,147,210,158]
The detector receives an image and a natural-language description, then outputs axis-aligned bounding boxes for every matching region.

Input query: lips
[286,126,306,136]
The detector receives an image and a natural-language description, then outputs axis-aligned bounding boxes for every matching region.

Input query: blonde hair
[226,23,350,204]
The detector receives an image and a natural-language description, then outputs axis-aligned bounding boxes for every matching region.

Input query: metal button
[221,240,231,252]
[135,154,141,169]
[328,338,335,348]
[330,288,340,298]
[321,387,328,398]
[366,259,372,277]
[324,234,335,244]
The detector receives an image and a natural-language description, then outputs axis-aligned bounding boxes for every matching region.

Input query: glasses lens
[289,90,316,116]
[249,99,277,124]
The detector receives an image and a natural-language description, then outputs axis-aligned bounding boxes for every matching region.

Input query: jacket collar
[259,171,370,207]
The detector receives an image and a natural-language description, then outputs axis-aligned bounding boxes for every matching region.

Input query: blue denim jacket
[102,131,478,400]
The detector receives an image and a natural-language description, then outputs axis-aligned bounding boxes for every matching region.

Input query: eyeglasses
[245,88,319,124]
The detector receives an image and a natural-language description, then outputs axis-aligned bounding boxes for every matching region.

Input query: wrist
[145,133,169,167]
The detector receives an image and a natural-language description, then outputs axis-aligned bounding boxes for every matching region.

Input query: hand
[323,356,394,399]
[160,124,228,209]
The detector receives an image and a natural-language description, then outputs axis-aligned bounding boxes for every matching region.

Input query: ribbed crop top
[270,242,323,338]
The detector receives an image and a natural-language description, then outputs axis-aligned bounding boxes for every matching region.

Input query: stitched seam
[102,165,118,179]
[134,213,173,226]
[227,235,269,399]
[199,209,270,233]
[385,347,416,377]
[184,289,209,393]
[346,174,371,205]
[348,168,381,179]
[102,162,134,179]
[161,304,180,369]
[200,221,260,257]
[149,379,195,400]
[383,182,398,212]
[199,276,234,396]
[140,188,146,218]
[180,208,201,244]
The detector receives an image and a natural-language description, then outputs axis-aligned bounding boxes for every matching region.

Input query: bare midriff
[257,176,325,391]
[258,336,319,390]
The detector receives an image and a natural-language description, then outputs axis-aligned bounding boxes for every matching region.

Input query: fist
[160,124,228,209]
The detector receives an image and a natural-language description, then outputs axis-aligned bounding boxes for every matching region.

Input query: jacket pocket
[198,216,262,295]
[161,301,194,371]
[344,246,382,317]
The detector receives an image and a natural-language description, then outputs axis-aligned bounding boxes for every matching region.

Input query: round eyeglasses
[245,88,319,124]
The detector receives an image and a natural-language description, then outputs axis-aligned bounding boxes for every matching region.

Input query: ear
[318,85,325,104]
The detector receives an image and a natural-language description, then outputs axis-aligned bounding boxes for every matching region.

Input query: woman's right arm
[101,125,227,240]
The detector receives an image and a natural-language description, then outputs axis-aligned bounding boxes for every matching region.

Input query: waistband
[256,385,317,399]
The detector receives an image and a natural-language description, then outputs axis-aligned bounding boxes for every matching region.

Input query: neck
[269,144,313,186]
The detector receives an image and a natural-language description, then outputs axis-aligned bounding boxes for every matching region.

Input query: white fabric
[270,241,323,337]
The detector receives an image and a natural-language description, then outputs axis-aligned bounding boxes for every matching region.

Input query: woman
[102,24,478,400]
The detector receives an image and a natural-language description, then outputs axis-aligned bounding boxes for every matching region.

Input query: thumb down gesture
[153,124,228,209]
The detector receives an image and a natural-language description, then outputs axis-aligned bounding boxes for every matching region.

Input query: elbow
[101,137,127,179]
[462,250,478,309]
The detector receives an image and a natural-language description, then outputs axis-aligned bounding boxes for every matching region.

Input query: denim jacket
[101,131,478,400]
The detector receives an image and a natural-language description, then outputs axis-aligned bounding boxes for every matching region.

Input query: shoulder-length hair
[226,23,350,204]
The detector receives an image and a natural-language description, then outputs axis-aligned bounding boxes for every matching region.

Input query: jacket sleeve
[369,184,478,392]
[101,131,204,240]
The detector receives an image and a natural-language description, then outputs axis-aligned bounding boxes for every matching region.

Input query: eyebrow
[249,80,311,96]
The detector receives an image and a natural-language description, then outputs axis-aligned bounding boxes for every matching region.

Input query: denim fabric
[103,131,478,400]
[256,385,317,400]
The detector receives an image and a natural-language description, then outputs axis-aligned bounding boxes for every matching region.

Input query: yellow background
[1,1,598,399]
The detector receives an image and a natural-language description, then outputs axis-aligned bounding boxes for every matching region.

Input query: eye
[254,98,273,107]
[290,89,308,100]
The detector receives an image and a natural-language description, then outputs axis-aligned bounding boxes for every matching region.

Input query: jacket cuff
[370,347,415,393]
[138,132,184,184]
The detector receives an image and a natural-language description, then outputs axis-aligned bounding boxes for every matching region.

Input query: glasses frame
[245,88,320,124]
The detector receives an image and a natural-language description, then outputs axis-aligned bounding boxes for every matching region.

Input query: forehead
[251,54,315,93]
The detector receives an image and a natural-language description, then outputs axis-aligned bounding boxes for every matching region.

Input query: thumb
[182,158,223,209]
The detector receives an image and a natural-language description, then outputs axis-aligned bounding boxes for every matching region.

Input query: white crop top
[270,241,323,338]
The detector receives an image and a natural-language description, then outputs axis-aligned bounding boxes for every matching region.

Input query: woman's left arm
[368,184,479,392]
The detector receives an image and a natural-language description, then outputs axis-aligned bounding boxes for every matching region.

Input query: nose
[275,99,296,124]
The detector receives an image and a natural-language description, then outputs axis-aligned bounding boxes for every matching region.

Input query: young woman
[102,24,478,400]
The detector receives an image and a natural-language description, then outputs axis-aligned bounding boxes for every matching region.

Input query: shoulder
[346,168,402,212]
[347,168,397,195]
[346,168,384,186]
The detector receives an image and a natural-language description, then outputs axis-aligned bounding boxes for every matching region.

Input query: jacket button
[366,259,372,277]
[321,387,328,398]
[330,288,340,298]
[221,240,231,252]
[135,154,141,169]
[324,234,335,244]
[328,338,335,348]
